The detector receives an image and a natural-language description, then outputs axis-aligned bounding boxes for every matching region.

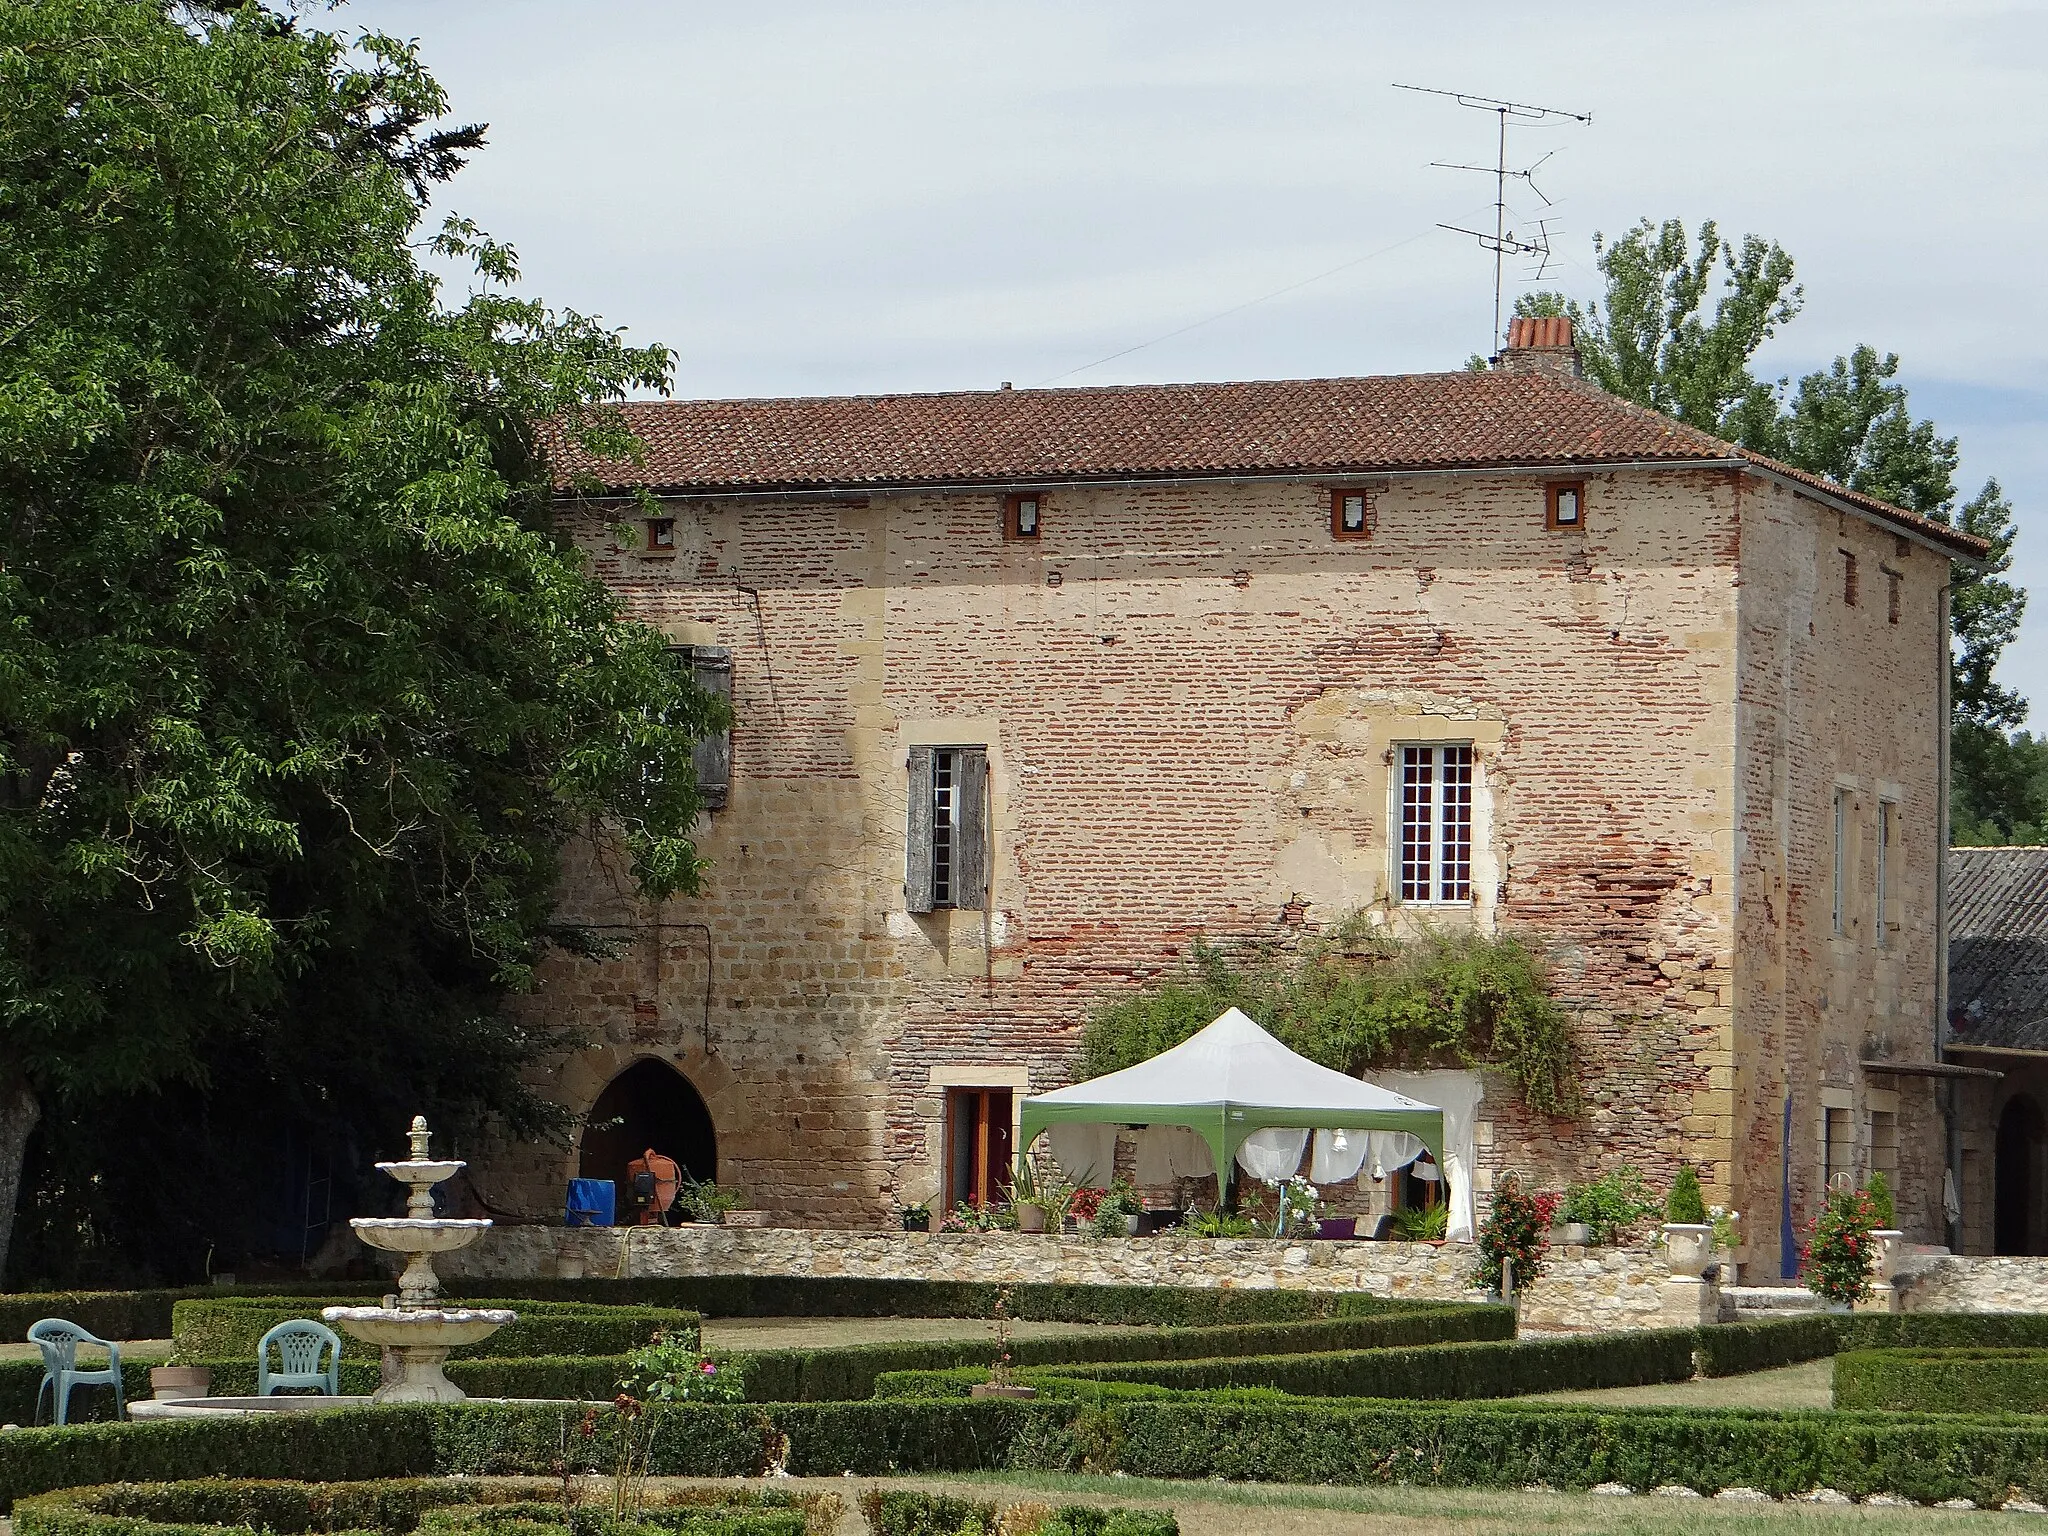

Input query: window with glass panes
[1399,744,1474,903]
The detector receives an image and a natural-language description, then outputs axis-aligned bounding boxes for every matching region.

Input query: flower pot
[1122,1213,1142,1236]
[1871,1229,1906,1282]
[900,1211,930,1232]
[1661,1222,1714,1275]
[1016,1203,1048,1234]
[969,1382,1038,1400]
[150,1366,212,1402]
[1555,1221,1592,1246]
[1315,1217,1357,1241]
[721,1209,770,1228]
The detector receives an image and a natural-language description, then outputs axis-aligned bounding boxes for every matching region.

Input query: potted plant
[1710,1204,1741,1281]
[899,1199,931,1233]
[1659,1162,1713,1274]
[1863,1171,1905,1284]
[1010,1157,1051,1234]
[1802,1184,1881,1309]
[1562,1165,1660,1247]
[1089,1179,1143,1237]
[1388,1203,1449,1242]
[1474,1174,1556,1299]
[673,1176,744,1225]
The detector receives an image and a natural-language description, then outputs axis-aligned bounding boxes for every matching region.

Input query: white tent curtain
[1367,1131,1426,1181]
[1047,1123,1118,1187]
[1310,1129,1369,1184]
[1375,1069,1484,1242]
[1132,1125,1214,1184]
[1234,1127,1309,1182]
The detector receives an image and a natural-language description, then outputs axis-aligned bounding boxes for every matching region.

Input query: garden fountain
[321,1115,516,1402]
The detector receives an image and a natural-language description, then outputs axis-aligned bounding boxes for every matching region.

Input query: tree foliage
[0,0,717,1278]
[1517,219,2036,842]
[1079,927,1579,1118]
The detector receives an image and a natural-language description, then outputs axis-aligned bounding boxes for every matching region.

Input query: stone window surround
[1383,717,1499,925]
[915,1064,1031,1209]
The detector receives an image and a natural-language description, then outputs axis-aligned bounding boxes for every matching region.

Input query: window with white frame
[1832,789,1849,936]
[1399,744,1474,904]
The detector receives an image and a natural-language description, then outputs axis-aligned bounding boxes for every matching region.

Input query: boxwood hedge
[169,1299,694,1363]
[1833,1348,2048,1414]
[860,1490,1175,1536]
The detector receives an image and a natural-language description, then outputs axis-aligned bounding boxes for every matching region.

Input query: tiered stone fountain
[322,1116,516,1403]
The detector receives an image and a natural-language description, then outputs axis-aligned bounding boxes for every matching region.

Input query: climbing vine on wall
[1078,922,1581,1117]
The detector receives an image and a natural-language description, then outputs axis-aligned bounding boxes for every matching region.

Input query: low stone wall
[1899,1254,2048,1313]
[441,1224,1669,1334]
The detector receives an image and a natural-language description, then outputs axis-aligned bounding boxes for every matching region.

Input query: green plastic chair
[29,1318,123,1426]
[257,1319,342,1396]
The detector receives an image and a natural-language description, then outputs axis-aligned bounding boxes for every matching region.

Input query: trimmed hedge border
[1833,1348,2048,1414]
[12,1399,2048,1512]
[723,1304,1511,1403]
[862,1490,1175,1535]
[435,1276,1449,1327]
[0,1286,378,1347]
[1692,1311,2048,1378]
[170,1299,695,1364]
[873,1329,1698,1403]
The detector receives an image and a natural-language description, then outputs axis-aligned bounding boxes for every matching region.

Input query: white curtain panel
[1367,1131,1427,1181]
[1131,1125,1217,1184]
[1310,1129,1369,1184]
[1047,1123,1118,1187]
[1234,1126,1309,1183]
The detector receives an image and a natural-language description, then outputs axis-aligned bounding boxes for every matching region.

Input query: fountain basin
[350,1218,493,1254]
[322,1306,514,1346]
[129,1395,374,1420]
[374,1160,466,1184]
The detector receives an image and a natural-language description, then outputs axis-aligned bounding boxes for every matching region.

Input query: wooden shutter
[689,647,733,809]
[905,746,936,913]
[953,748,988,911]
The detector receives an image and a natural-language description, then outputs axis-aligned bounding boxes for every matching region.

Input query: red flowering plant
[1801,1187,1880,1306]
[1473,1174,1558,1295]
[1066,1186,1108,1222]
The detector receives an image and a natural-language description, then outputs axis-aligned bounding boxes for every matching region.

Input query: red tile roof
[551,370,1987,559]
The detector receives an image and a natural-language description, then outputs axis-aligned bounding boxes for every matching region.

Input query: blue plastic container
[565,1177,615,1227]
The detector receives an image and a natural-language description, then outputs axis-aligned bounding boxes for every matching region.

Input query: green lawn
[696,1316,1152,1352]
[1521,1360,1834,1412]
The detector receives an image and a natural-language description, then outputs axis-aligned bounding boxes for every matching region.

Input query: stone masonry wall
[468,462,1908,1237]
[1731,478,1946,1271]
[441,1223,1670,1335]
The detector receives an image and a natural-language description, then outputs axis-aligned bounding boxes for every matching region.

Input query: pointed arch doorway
[578,1059,718,1212]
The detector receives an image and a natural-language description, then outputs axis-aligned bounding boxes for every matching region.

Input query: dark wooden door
[944,1088,1013,1210]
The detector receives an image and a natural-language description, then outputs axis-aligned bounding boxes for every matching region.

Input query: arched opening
[578,1060,718,1210]
[1994,1095,2045,1256]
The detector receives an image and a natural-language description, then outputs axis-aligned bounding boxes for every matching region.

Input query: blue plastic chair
[29,1318,123,1426]
[257,1319,343,1396]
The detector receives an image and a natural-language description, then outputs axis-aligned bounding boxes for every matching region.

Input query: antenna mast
[1393,83,1591,352]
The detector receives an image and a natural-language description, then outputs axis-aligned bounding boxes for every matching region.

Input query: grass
[1521,1360,1834,1412]
[649,1475,2013,1534]
[0,1339,172,1364]
[695,1316,1151,1351]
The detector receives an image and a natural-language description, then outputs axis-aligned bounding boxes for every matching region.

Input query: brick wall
[465,462,1933,1239]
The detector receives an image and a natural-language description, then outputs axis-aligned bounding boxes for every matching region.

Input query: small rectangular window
[1841,550,1858,606]
[1885,567,1902,625]
[1398,744,1474,904]
[906,745,988,912]
[1869,1111,1898,1180]
[664,645,733,809]
[1330,488,1375,539]
[1546,480,1585,529]
[1004,493,1041,540]
[1876,799,1897,945]
[1832,788,1850,936]
[645,517,677,556]
[1823,1106,1854,1193]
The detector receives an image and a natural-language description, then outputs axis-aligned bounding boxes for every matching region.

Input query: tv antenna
[1394,84,1591,352]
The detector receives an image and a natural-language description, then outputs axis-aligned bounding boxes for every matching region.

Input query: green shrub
[1003,1329,1696,1401]
[725,1305,1511,1402]
[0,1285,383,1346]
[437,1276,1443,1327]
[1865,1172,1896,1228]
[1665,1166,1706,1225]
[1834,1349,2048,1414]
[169,1299,693,1363]
[1691,1316,1842,1377]
[858,1491,1175,1536]
[1558,1167,1658,1245]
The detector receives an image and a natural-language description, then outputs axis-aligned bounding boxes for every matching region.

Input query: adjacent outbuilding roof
[550,367,1988,559]
[1949,847,2048,1053]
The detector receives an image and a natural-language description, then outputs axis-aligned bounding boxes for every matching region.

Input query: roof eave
[1737,461,1990,566]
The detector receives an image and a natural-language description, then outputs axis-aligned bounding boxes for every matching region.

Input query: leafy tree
[0,1,717,1278]
[1517,221,2035,841]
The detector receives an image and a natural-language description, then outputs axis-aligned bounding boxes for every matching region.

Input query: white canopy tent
[1017,1007,1445,1191]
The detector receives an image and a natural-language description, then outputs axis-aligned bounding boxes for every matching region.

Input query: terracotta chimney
[1496,315,1581,378]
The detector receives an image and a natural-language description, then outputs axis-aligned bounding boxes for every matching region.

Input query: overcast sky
[346,0,2047,727]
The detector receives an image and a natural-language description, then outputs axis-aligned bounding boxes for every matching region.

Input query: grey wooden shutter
[953,747,988,912]
[689,647,733,809]
[905,746,936,913]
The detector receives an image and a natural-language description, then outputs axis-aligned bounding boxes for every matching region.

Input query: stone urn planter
[1872,1229,1906,1281]
[1554,1221,1593,1246]
[150,1365,212,1401]
[970,1382,1038,1400]
[1123,1213,1143,1237]
[1016,1202,1048,1234]
[1662,1222,1714,1276]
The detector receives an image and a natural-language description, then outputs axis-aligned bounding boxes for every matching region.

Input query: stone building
[1948,845,2048,1253]
[470,320,1988,1276]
